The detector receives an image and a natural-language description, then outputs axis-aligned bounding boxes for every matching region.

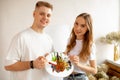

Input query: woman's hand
[69,55,97,74]
[33,56,47,69]
[69,55,80,66]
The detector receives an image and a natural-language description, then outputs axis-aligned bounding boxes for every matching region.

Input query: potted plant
[100,31,120,61]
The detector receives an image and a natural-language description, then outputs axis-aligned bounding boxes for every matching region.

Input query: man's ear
[33,10,35,17]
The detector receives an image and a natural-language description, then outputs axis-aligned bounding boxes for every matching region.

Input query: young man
[4,1,62,80]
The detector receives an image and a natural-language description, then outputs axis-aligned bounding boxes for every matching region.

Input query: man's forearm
[4,61,31,71]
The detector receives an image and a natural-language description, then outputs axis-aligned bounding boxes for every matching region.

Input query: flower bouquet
[100,31,120,61]
[100,31,120,44]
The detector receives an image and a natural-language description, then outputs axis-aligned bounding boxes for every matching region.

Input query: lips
[76,31,81,34]
[40,20,48,24]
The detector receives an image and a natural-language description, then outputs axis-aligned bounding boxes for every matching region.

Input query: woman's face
[73,17,88,40]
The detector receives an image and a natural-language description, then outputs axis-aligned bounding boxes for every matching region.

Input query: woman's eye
[75,22,78,25]
[81,24,85,27]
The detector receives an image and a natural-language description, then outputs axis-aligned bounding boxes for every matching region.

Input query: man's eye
[47,14,51,18]
[39,13,44,16]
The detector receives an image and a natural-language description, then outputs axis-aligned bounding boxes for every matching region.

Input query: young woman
[64,13,97,80]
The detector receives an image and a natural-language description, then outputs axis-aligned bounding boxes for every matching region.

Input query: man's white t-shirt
[5,28,62,80]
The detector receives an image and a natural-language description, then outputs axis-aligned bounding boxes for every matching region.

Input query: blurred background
[0,0,119,80]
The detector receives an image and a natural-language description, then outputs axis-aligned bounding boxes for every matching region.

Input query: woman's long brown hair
[66,13,93,62]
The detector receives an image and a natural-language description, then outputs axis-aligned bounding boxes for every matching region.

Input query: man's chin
[42,24,48,27]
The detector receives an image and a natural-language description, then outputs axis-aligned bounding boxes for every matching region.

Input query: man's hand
[33,56,47,69]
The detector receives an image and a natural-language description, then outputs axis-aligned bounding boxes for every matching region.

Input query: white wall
[0,0,119,80]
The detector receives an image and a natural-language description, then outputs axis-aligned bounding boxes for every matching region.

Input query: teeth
[41,21,46,24]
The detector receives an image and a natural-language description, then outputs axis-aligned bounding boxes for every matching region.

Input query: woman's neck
[76,36,84,40]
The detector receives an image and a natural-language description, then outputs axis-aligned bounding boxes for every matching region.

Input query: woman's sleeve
[89,43,96,60]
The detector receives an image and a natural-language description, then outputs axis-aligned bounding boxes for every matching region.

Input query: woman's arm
[77,60,97,74]
[69,55,97,74]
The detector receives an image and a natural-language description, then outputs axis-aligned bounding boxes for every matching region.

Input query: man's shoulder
[13,28,31,39]
[20,27,31,34]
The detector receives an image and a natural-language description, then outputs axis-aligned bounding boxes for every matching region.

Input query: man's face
[33,6,52,29]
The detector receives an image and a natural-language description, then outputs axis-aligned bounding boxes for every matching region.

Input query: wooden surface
[106,60,120,78]
[107,68,120,78]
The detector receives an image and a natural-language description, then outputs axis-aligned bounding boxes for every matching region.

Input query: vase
[114,44,119,61]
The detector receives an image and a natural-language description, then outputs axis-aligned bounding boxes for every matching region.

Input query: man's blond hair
[35,1,53,10]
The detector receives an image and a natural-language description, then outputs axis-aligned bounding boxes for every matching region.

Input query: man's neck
[31,25,43,33]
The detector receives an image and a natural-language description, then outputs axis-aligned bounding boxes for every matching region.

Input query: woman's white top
[5,28,62,80]
[68,40,96,73]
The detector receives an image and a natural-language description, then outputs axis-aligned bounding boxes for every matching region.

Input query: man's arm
[4,56,47,71]
[4,61,31,71]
